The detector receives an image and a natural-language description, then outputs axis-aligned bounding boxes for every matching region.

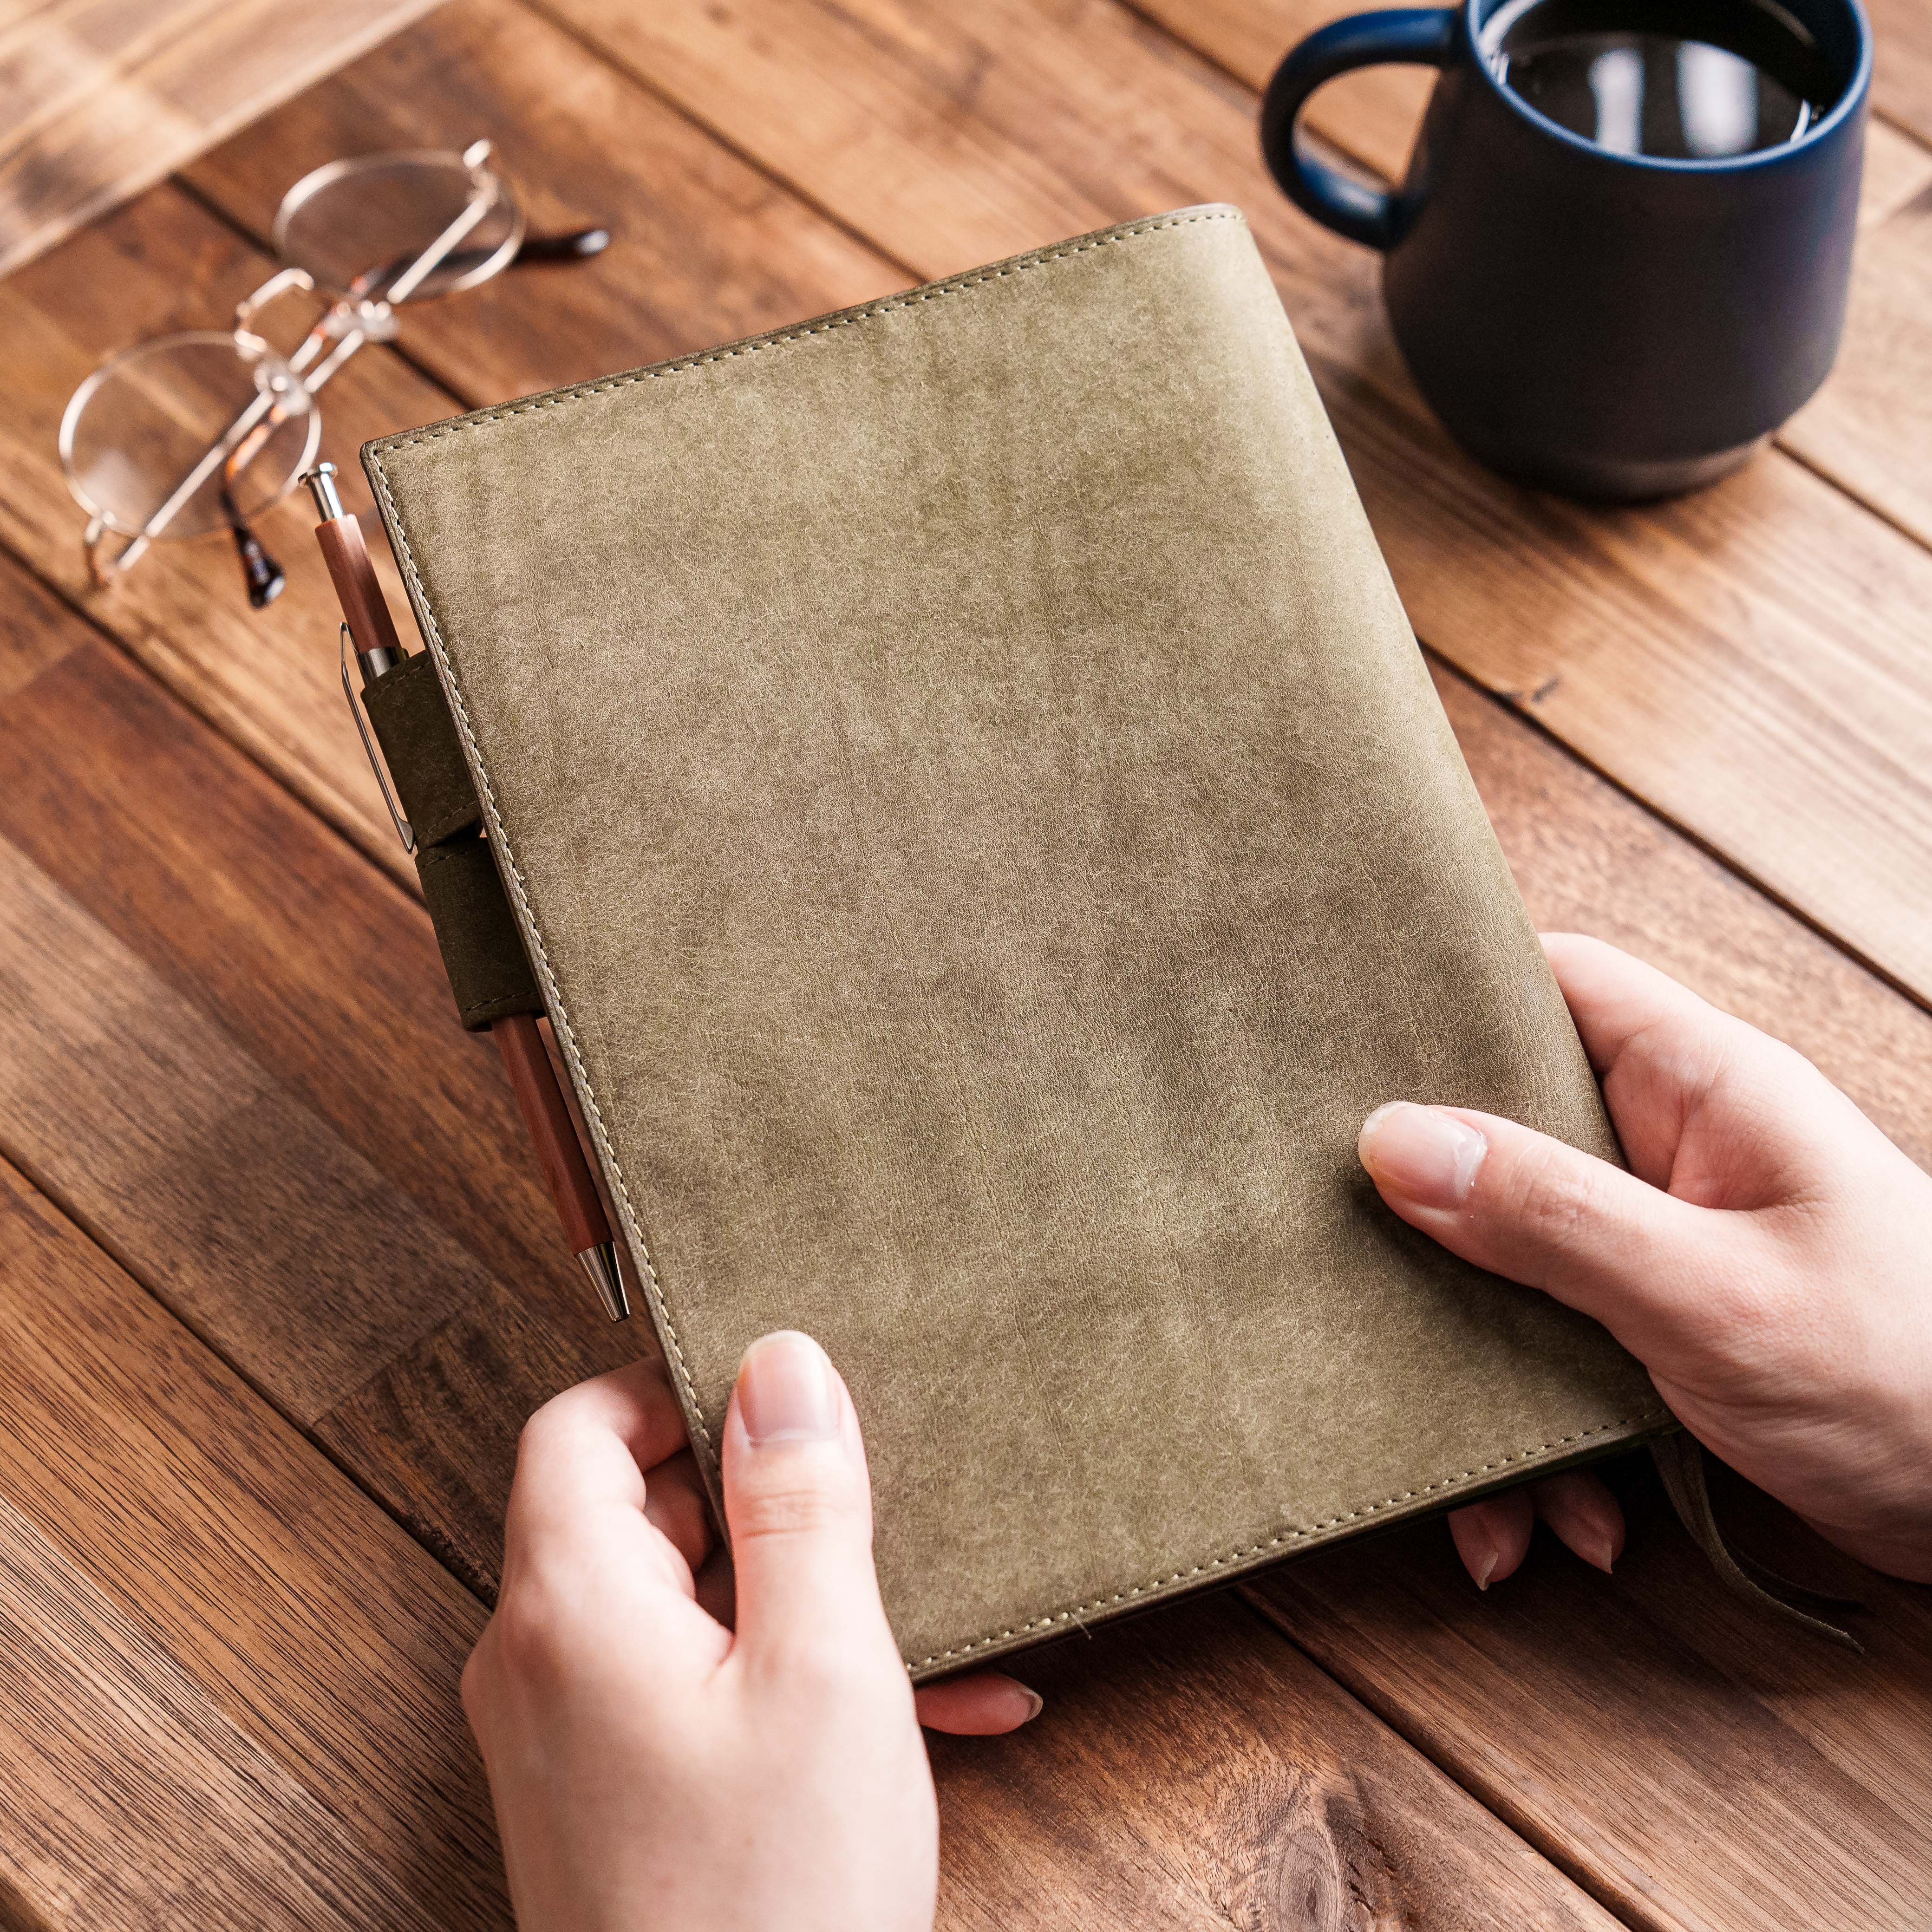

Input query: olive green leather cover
[364,206,1667,1677]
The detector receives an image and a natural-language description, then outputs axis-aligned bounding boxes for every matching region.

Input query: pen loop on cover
[340,623,416,853]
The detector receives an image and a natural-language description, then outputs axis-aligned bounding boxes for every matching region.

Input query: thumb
[1357,1101,1720,1364]
[721,1330,899,1675]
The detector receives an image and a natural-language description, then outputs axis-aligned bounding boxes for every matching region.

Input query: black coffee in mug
[1260,0,1870,500]
[1484,0,1841,159]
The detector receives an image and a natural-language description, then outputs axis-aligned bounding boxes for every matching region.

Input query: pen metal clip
[340,622,416,854]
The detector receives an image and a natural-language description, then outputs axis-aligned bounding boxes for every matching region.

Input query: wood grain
[1246,1468,1932,1932]
[0,825,492,1418]
[932,1594,1625,1931]
[0,571,588,1315]
[0,579,629,1589]
[0,0,440,278]
[0,1494,448,1930]
[0,1155,507,1926]
[1785,180,1932,550]
[525,0,1932,1004]
[0,539,74,703]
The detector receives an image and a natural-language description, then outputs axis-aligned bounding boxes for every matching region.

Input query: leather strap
[363,651,485,847]
[1650,1431,1864,1651]
[360,652,543,1031]
[416,833,543,1030]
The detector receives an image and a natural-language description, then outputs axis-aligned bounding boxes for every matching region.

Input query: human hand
[462,1333,1040,1932]
[1358,933,1932,1589]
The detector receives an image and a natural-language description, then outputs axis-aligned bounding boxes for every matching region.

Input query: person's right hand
[1357,933,1932,1589]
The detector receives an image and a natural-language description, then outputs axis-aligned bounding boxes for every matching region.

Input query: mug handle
[1260,9,1460,250]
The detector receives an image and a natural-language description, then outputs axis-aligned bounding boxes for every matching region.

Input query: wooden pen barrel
[491,1012,613,1256]
[314,511,408,662]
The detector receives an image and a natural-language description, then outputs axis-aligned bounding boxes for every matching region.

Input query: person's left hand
[462,1336,1039,1932]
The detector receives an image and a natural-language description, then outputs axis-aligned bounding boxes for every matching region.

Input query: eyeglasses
[59,139,607,607]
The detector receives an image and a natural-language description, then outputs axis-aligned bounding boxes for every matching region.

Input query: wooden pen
[302,463,629,1322]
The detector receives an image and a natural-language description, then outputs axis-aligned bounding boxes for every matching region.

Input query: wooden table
[0,3,1928,1925]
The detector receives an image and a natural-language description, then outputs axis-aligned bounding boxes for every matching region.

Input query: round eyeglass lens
[273,150,523,304]
[59,331,318,541]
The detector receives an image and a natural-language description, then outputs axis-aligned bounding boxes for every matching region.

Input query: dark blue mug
[1261,0,1871,499]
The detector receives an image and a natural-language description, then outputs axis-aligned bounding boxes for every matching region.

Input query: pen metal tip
[580,1241,630,1323]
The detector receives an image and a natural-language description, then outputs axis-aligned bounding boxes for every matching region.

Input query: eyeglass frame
[60,137,522,587]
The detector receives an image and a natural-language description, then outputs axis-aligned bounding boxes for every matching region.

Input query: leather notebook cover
[365,205,1668,1677]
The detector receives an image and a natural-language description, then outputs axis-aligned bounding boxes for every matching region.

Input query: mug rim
[1464,0,1873,173]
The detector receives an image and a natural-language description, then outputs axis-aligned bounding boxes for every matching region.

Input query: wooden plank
[1785,180,1932,550]
[0,582,628,1586]
[1865,0,1932,149]
[0,822,494,1419]
[0,0,440,279]
[0,1155,507,1926]
[0,540,76,703]
[0,614,570,1312]
[0,1493,450,1930]
[0,577,1625,1932]
[933,1594,1625,1931]
[521,0,1932,1006]
[1246,1471,1932,1932]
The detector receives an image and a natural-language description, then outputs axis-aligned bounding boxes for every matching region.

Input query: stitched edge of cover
[365,207,1669,1668]
[903,1407,1672,1667]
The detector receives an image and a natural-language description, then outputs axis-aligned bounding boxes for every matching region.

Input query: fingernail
[737,1331,840,1445]
[1472,1539,1499,1592]
[1556,1503,1621,1575]
[1015,1684,1044,1723]
[1359,1103,1488,1210]
[1559,1509,1619,1576]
